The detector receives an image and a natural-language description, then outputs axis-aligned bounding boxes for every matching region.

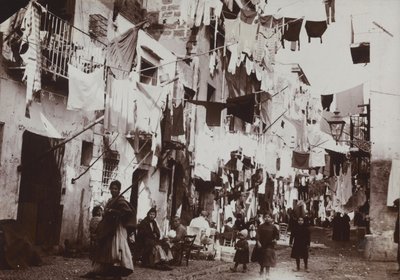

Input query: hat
[239,229,248,238]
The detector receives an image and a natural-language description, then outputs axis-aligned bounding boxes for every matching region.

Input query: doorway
[17,131,63,247]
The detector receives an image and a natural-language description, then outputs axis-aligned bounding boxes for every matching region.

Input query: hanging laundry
[67,64,105,111]
[188,100,226,126]
[226,94,256,123]
[265,141,278,174]
[106,26,139,80]
[259,91,272,125]
[277,147,293,178]
[194,0,206,27]
[305,21,328,43]
[135,82,165,134]
[292,151,310,170]
[160,96,172,145]
[321,94,334,111]
[238,9,258,57]
[104,75,135,134]
[224,18,240,44]
[281,17,304,51]
[335,84,364,116]
[350,42,370,64]
[324,0,335,24]
[253,16,274,64]
[20,2,41,109]
[387,159,400,206]
[337,164,353,205]
[172,103,185,136]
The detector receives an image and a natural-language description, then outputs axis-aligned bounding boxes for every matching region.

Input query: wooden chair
[222,230,237,247]
[279,223,289,240]
[177,235,196,266]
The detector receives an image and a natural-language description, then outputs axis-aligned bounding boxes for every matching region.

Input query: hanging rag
[67,64,105,111]
[20,2,41,108]
[281,17,303,51]
[335,84,364,117]
[172,103,185,136]
[188,100,226,126]
[259,91,272,125]
[106,27,139,79]
[238,9,258,57]
[324,0,335,24]
[226,94,256,123]
[321,94,334,111]
[135,82,165,134]
[104,75,136,134]
[195,0,206,27]
[224,18,240,44]
[387,159,400,206]
[350,43,370,64]
[305,21,327,43]
[292,151,310,169]
[160,97,172,145]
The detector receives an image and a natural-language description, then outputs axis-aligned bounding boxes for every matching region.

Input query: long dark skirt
[258,247,276,267]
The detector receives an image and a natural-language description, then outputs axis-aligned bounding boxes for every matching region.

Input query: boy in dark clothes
[290,217,311,272]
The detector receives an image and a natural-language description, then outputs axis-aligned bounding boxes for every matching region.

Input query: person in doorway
[256,213,280,278]
[342,212,351,242]
[82,180,135,279]
[230,229,249,273]
[189,210,210,229]
[289,217,311,272]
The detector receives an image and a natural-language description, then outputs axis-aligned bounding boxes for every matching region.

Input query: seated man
[169,217,187,264]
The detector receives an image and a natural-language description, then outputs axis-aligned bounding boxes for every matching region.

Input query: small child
[89,206,103,251]
[230,229,249,273]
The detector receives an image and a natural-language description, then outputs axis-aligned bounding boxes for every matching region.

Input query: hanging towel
[104,75,136,134]
[224,18,240,44]
[172,103,185,136]
[135,82,165,134]
[292,151,310,169]
[281,17,303,51]
[335,84,364,116]
[305,21,327,43]
[67,64,105,111]
[188,100,226,126]
[387,159,400,206]
[238,17,258,57]
[321,94,334,111]
[226,94,256,123]
[106,27,139,79]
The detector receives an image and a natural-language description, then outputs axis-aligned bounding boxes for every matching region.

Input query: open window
[139,45,161,85]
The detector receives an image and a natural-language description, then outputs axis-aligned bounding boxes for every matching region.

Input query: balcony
[3,3,105,82]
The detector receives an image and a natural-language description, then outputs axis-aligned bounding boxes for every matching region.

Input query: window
[80,141,93,166]
[101,150,120,191]
[0,122,4,163]
[89,14,108,44]
[140,58,158,85]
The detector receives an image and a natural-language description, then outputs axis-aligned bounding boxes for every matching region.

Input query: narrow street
[0,227,398,280]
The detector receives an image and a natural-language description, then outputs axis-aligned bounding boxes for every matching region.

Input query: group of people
[82,180,190,279]
[228,212,311,278]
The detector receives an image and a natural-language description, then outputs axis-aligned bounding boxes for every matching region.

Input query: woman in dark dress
[256,213,280,278]
[342,213,351,241]
[82,180,135,279]
[290,217,311,272]
[331,212,342,241]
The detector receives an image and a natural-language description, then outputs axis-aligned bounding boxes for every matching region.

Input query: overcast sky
[269,0,400,96]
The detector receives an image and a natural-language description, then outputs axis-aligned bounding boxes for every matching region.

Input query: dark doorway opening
[130,168,147,224]
[17,131,63,248]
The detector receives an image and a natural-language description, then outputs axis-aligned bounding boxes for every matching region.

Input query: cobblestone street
[0,227,398,280]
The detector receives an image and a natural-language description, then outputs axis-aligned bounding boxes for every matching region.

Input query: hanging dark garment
[240,9,257,24]
[281,18,303,51]
[160,100,172,145]
[226,94,256,123]
[305,21,327,43]
[183,85,196,100]
[326,149,346,176]
[172,104,184,136]
[350,43,370,64]
[259,15,275,28]
[321,94,334,111]
[325,0,335,24]
[188,100,226,126]
[292,151,310,169]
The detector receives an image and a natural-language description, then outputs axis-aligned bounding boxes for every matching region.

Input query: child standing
[289,217,311,272]
[230,229,249,273]
[89,205,103,259]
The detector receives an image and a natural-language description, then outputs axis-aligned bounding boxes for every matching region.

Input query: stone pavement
[0,227,398,280]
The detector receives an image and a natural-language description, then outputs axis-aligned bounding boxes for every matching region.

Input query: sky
[266,0,400,96]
